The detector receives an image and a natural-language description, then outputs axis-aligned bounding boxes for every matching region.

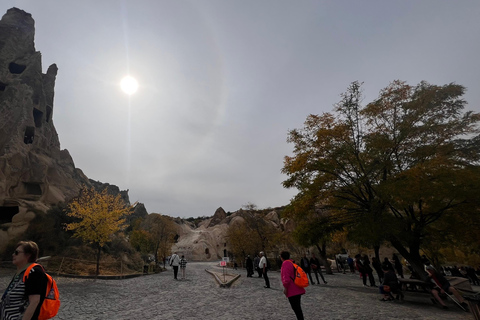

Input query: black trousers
[173,266,179,279]
[263,270,270,287]
[288,294,304,320]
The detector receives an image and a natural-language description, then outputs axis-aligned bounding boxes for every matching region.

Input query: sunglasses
[14,250,24,255]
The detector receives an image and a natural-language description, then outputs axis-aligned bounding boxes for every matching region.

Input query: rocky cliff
[172,207,293,261]
[0,8,94,252]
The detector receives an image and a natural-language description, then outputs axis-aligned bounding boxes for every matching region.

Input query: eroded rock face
[0,8,91,252]
[172,208,290,261]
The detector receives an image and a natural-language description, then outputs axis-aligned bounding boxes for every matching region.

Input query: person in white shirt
[170,252,180,280]
[259,251,270,288]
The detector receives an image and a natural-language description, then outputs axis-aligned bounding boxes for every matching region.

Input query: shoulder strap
[23,263,41,282]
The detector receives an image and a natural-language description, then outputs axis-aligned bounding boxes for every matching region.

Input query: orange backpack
[289,260,309,288]
[23,263,60,320]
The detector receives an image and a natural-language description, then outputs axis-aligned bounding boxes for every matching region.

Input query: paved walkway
[0,262,474,319]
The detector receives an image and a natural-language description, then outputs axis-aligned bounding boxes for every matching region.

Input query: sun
[120,76,139,95]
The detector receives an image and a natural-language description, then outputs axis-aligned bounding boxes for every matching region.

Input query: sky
[2,1,480,218]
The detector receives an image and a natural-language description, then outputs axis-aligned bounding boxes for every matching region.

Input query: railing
[0,256,144,277]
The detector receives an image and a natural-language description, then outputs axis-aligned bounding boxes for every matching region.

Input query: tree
[143,213,177,267]
[283,80,480,279]
[226,221,258,261]
[66,186,134,276]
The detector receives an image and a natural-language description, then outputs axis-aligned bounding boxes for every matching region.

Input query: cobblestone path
[0,262,473,319]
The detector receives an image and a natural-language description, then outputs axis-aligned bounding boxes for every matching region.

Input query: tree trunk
[374,246,380,260]
[96,244,101,277]
[389,237,427,281]
[316,242,333,274]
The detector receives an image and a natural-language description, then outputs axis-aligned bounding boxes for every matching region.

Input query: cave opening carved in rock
[0,82,6,91]
[24,126,34,144]
[23,182,42,195]
[0,206,19,224]
[33,108,43,127]
[9,62,27,74]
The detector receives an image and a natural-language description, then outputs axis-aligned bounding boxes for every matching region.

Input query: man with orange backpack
[280,251,306,320]
[1,241,48,320]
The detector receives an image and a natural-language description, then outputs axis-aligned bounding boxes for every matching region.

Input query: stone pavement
[0,262,474,319]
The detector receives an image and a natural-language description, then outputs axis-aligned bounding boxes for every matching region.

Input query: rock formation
[0,8,90,252]
[172,207,290,261]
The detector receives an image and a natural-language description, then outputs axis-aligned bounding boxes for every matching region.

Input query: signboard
[220,261,227,267]
[222,257,230,262]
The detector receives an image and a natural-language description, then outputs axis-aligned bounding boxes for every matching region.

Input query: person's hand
[283,288,287,295]
[440,289,445,294]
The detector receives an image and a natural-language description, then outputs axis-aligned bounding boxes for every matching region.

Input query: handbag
[383,285,391,292]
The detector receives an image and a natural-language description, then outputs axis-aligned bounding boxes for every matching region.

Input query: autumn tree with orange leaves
[283,81,480,279]
[66,186,134,276]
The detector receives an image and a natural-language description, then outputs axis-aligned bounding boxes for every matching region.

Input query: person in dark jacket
[372,257,384,284]
[392,254,404,278]
[300,253,314,285]
[379,266,401,301]
[382,257,394,271]
[362,255,377,287]
[245,255,254,277]
[310,253,327,284]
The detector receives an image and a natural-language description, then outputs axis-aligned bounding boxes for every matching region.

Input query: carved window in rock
[205,248,209,255]
[46,105,52,123]
[33,108,43,127]
[23,182,42,195]
[0,206,19,224]
[24,126,34,144]
[9,62,27,74]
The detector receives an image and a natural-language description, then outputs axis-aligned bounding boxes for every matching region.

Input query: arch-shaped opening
[23,182,42,195]
[33,108,43,127]
[9,62,26,74]
[223,249,227,257]
[205,248,210,255]
[24,126,34,144]
[0,206,19,224]
[0,82,6,91]
[46,105,52,123]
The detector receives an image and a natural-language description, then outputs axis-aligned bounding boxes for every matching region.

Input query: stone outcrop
[0,8,92,252]
[172,207,290,261]
[207,207,227,228]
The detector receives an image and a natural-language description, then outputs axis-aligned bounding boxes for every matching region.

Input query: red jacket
[281,259,306,298]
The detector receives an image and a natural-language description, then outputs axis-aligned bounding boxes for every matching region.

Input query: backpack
[23,263,60,320]
[289,260,309,288]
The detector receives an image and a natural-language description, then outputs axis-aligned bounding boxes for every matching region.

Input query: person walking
[170,252,180,280]
[300,253,315,285]
[310,253,327,284]
[245,255,254,277]
[347,256,355,274]
[179,255,187,279]
[0,241,48,320]
[254,254,262,278]
[259,251,270,288]
[281,251,305,320]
